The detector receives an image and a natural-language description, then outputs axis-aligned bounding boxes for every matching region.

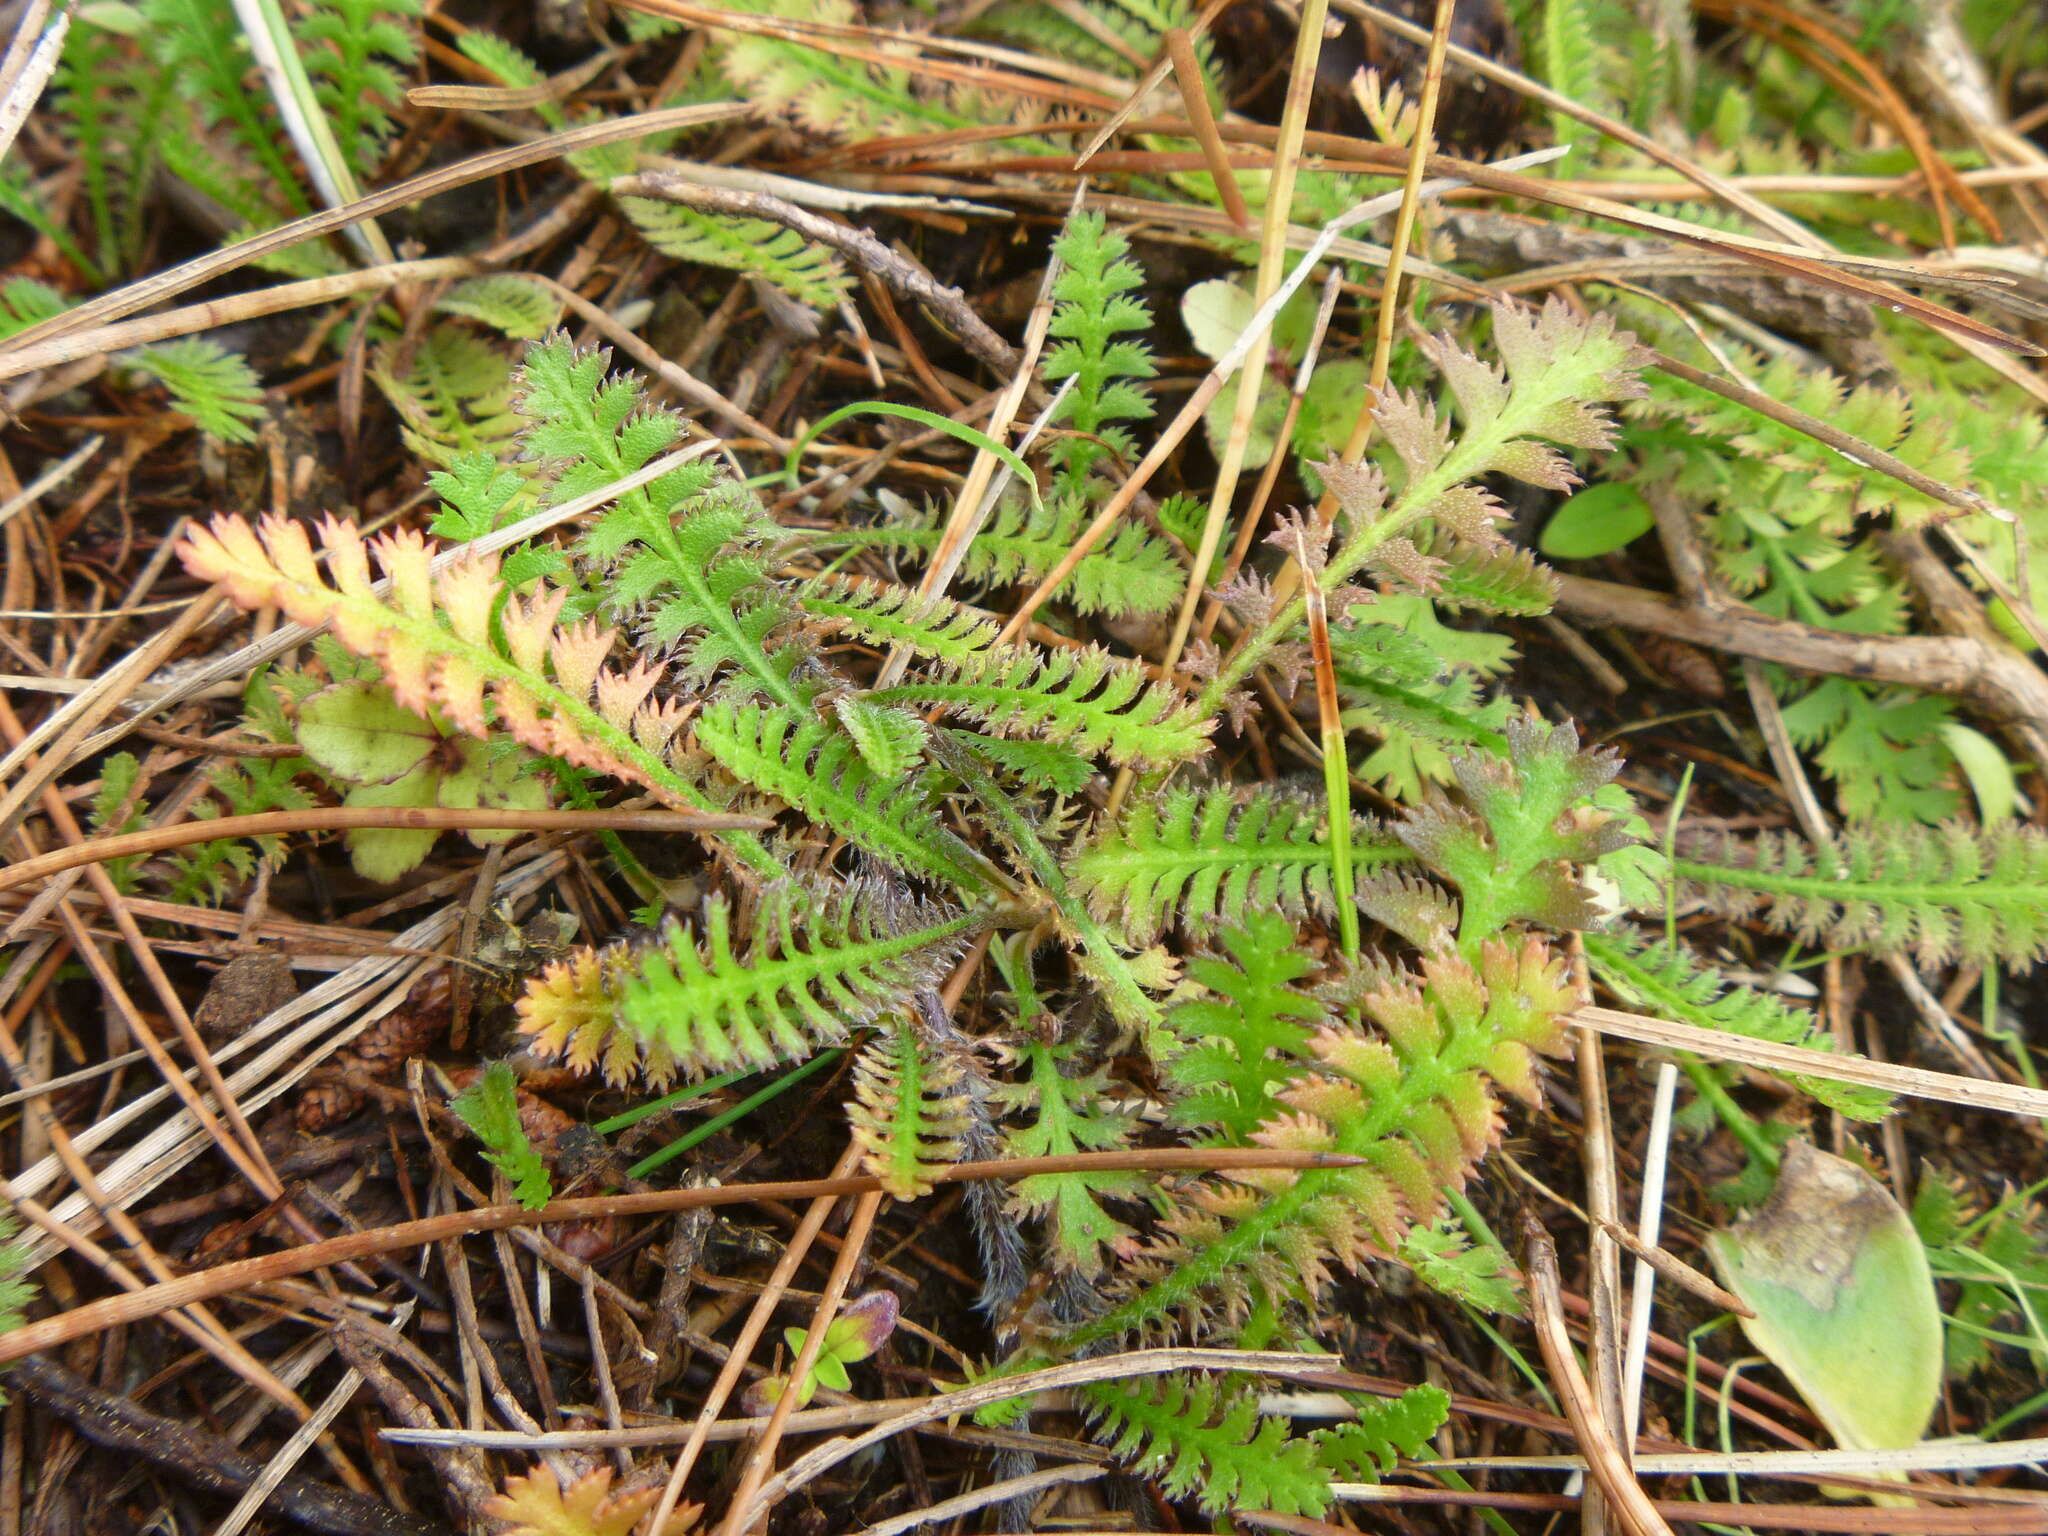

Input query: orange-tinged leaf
[595,659,661,731]
[436,558,499,646]
[380,525,433,617]
[484,1463,698,1536]
[552,618,615,702]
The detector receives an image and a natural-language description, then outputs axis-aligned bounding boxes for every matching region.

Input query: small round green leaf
[298,681,437,785]
[342,766,441,882]
[1181,277,1254,362]
[1707,1140,1941,1454]
[1539,482,1654,560]
[442,741,550,845]
[1939,722,2018,827]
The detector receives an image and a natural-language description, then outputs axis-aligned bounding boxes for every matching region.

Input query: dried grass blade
[0,103,747,355]
[1575,1004,2048,1117]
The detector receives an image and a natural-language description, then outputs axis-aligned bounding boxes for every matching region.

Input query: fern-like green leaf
[831,695,927,780]
[1166,912,1327,1142]
[866,645,1210,770]
[694,698,993,892]
[0,278,67,341]
[1393,712,1631,947]
[518,881,976,1087]
[949,732,1094,794]
[167,753,316,905]
[526,339,805,703]
[798,573,999,664]
[451,1060,554,1209]
[1066,935,1575,1349]
[425,452,536,546]
[1428,539,1560,616]
[1204,301,1646,716]
[371,325,527,467]
[0,1210,40,1376]
[812,491,1183,617]
[89,750,148,894]
[1067,786,1404,943]
[436,274,558,340]
[1398,1221,1524,1313]
[1315,1384,1452,1479]
[1333,615,1515,803]
[994,1040,1139,1274]
[126,340,267,444]
[710,0,1019,147]
[1043,210,1157,490]
[147,0,310,216]
[1584,928,1893,1119]
[296,0,420,178]
[971,0,1217,84]
[848,1018,968,1198]
[1675,822,2048,968]
[1080,1375,1341,1516]
[614,194,853,310]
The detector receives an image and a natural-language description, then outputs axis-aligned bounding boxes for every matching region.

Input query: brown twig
[331,1317,497,1522]
[0,806,775,897]
[1550,573,2048,779]
[0,1147,1362,1366]
[9,1354,434,1536]
[1594,1218,1752,1317]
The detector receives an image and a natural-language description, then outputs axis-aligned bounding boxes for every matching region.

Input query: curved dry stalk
[742,1348,1338,1523]
[1573,1004,2048,1118]
[0,806,775,898]
[0,104,747,361]
[0,1146,1364,1366]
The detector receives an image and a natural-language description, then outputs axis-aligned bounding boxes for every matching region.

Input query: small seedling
[741,1290,899,1414]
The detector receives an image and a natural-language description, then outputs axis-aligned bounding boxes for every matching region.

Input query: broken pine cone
[294,966,455,1133]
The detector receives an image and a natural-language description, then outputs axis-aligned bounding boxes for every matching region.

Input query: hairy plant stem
[1195,459,1483,722]
[934,735,1165,1040]
[1670,854,2021,916]
[1681,1058,1780,1175]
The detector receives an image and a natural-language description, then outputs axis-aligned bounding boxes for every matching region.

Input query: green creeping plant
[166,255,2048,1519]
